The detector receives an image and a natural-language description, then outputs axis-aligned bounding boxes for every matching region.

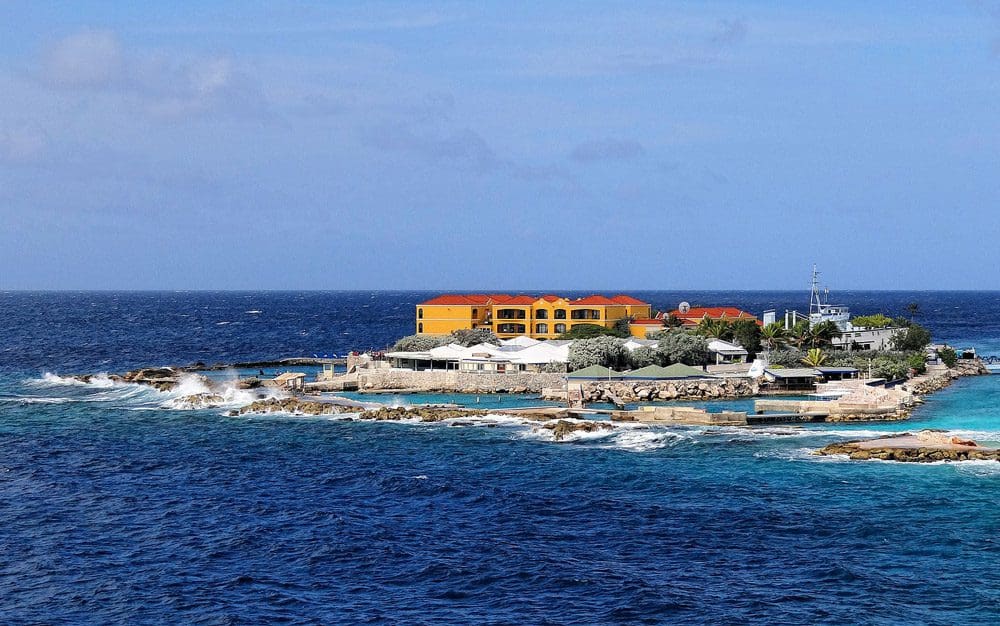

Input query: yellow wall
[417,298,648,338]
[417,305,489,335]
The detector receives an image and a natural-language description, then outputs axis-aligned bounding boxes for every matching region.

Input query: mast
[809,264,822,316]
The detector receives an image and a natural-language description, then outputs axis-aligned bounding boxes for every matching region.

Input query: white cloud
[0,124,47,163]
[43,29,123,88]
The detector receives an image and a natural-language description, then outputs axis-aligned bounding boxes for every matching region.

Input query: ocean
[1,291,999,624]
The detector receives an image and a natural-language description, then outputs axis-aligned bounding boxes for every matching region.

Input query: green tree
[789,320,811,349]
[938,346,958,368]
[612,316,634,338]
[664,313,683,328]
[891,323,932,351]
[907,353,927,375]
[801,348,827,367]
[656,331,710,366]
[567,336,629,371]
[905,302,920,321]
[760,322,787,352]
[730,319,762,358]
[697,318,732,340]
[807,321,842,348]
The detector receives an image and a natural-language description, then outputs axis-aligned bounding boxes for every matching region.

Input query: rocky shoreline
[815,431,1000,462]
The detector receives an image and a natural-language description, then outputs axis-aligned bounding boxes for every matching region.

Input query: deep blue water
[1,291,1000,624]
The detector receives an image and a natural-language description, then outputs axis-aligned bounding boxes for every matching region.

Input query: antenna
[678,302,691,314]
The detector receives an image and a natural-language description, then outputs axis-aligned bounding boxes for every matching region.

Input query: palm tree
[697,318,731,340]
[760,322,787,351]
[801,348,827,367]
[789,320,811,349]
[906,302,920,322]
[807,321,842,348]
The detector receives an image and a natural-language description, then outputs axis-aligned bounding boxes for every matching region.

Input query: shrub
[627,346,660,369]
[907,353,927,375]
[851,314,894,328]
[559,323,621,340]
[568,336,629,371]
[392,334,450,351]
[656,331,710,366]
[766,349,805,367]
[938,346,958,368]
[730,319,762,358]
[891,323,931,351]
[450,328,499,347]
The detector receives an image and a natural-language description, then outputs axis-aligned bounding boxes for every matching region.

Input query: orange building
[416,294,652,339]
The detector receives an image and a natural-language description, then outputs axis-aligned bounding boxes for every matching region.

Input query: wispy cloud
[570,138,645,163]
[39,29,267,119]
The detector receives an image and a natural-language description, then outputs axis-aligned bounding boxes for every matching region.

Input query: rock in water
[545,419,615,441]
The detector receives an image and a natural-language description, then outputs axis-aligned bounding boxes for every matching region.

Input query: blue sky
[2,1,999,290]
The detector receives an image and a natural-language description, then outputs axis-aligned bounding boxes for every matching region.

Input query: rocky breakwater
[583,377,758,404]
[68,367,210,392]
[228,397,489,422]
[816,431,1000,463]
[905,359,991,395]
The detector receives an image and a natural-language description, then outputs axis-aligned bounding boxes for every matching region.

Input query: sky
[2,1,1000,290]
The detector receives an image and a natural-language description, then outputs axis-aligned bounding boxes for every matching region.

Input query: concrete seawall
[356,369,567,393]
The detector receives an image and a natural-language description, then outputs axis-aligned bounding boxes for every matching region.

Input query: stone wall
[356,369,567,393]
[582,377,758,403]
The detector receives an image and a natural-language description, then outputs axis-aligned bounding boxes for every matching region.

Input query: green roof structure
[566,365,625,379]
[622,363,715,379]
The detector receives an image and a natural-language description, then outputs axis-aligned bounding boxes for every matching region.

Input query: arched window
[472,308,477,318]
[554,309,566,319]
[418,323,423,333]
[418,308,423,319]
[536,310,548,319]
[554,323,566,333]
[536,323,548,334]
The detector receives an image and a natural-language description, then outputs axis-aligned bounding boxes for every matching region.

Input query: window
[497,309,526,319]
[418,323,423,333]
[571,309,601,320]
[535,309,548,319]
[472,308,477,318]
[497,323,526,334]
[418,308,423,318]
[554,323,566,333]
[554,309,566,319]
[535,323,548,334]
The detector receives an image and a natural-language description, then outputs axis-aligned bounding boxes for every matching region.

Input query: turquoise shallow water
[2,291,1000,624]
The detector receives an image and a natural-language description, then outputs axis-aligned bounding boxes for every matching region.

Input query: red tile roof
[420,294,510,306]
[631,318,663,325]
[611,295,648,305]
[502,295,537,305]
[669,307,758,320]
[570,295,618,305]
[539,294,562,302]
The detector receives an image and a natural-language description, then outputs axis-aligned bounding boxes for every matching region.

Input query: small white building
[708,339,749,364]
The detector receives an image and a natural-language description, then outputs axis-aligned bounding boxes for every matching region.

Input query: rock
[545,419,614,441]
[815,431,1000,463]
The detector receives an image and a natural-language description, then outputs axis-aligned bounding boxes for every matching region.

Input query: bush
[908,353,927,375]
[938,346,958,368]
[559,323,621,340]
[392,334,450,351]
[766,349,805,367]
[568,336,629,371]
[851,314,894,328]
[627,346,660,369]
[891,323,932,351]
[870,355,910,380]
[450,328,499,347]
[656,331,710,366]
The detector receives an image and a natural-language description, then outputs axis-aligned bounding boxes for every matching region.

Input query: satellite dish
[678,302,691,314]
